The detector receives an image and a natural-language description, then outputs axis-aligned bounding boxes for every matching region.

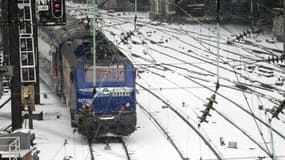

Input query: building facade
[149,0,175,20]
[97,0,130,11]
[150,0,276,22]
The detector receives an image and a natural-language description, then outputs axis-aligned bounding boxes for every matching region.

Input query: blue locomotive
[39,17,136,136]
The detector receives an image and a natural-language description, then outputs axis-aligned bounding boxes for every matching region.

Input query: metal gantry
[18,0,36,83]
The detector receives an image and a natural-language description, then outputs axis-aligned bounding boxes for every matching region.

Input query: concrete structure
[149,0,175,20]
[149,0,276,23]
[272,9,284,41]
[97,0,129,11]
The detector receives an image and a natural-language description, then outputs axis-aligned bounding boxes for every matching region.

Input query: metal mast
[18,0,37,129]
[32,0,40,104]
[216,0,220,85]
[93,0,96,86]
[134,0,137,30]
[7,0,22,130]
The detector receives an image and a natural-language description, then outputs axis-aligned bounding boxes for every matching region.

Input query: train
[39,16,137,137]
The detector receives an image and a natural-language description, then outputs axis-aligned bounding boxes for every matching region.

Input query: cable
[138,62,275,158]
[100,16,284,105]
[231,65,272,155]
[137,82,224,160]
[97,8,282,71]
[39,6,284,158]
[137,102,187,160]
[192,155,285,160]
[0,97,11,110]
[92,3,282,158]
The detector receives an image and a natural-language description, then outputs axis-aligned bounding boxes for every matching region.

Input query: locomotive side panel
[39,16,137,136]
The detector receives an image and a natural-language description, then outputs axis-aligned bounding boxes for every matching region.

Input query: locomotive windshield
[84,64,125,82]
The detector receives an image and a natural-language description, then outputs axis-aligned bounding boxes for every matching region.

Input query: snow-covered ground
[34,84,182,160]
[1,2,285,160]
[95,10,285,160]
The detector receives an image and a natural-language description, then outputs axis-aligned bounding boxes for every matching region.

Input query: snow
[1,2,285,160]
[96,10,285,160]
[0,83,181,160]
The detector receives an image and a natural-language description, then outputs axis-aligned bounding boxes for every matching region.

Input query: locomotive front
[75,61,137,136]
[67,32,137,136]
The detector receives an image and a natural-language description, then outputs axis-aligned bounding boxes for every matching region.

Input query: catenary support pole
[32,0,40,104]
[216,0,220,84]
[93,0,96,87]
[8,0,22,131]
[134,0,137,30]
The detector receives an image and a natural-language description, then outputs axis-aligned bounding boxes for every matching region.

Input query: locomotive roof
[48,15,93,45]
[46,15,132,67]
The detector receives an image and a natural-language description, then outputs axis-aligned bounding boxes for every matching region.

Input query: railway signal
[38,0,66,26]
[51,0,64,18]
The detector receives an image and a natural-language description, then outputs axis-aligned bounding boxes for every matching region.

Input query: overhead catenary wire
[213,109,273,158]
[40,13,284,106]
[182,75,285,140]
[137,2,280,64]
[201,7,284,150]
[137,102,187,160]
[0,97,11,110]
[214,19,274,155]
[232,68,272,155]
[98,9,283,70]
[137,83,224,160]
[96,13,284,112]
[40,3,284,159]
[113,12,282,109]
[192,155,285,160]
[97,2,284,158]
[97,15,284,94]
[137,62,277,158]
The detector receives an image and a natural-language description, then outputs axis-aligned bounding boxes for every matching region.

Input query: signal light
[51,0,64,18]
[120,105,126,111]
[38,0,66,25]
[54,3,61,10]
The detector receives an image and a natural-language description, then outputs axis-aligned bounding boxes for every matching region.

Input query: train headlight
[103,88,110,95]
[126,102,131,107]
[120,105,126,111]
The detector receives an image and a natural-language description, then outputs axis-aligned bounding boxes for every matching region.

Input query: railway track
[67,11,285,158]
[106,14,283,74]
[100,13,285,115]
[99,13,285,135]
[88,136,133,160]
[136,83,224,160]
[137,82,278,158]
[100,15,285,96]
[137,102,189,160]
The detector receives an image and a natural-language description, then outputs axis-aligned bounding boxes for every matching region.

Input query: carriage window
[84,64,125,82]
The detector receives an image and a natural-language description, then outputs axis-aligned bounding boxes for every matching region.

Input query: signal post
[2,0,66,131]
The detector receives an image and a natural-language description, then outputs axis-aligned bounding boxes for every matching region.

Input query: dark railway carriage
[40,17,136,136]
